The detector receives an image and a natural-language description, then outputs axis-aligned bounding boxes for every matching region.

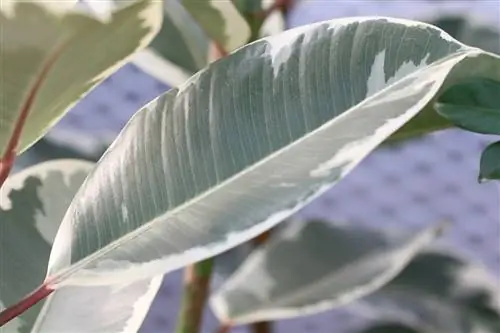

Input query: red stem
[215,324,232,333]
[257,0,295,19]
[214,41,229,58]
[0,42,66,188]
[250,231,273,333]
[0,284,54,327]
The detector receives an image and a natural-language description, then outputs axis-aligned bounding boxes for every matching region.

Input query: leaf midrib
[49,43,472,287]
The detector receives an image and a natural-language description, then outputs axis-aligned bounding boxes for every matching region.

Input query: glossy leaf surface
[46,17,500,288]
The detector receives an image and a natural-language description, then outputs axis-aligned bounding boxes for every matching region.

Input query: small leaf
[354,251,500,333]
[210,220,446,324]
[435,78,500,135]
[45,17,500,288]
[0,160,161,333]
[0,0,162,156]
[181,0,250,51]
[479,141,500,182]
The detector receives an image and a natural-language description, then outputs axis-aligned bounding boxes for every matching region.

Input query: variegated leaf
[210,220,445,324]
[353,251,500,333]
[0,0,162,156]
[0,160,161,333]
[181,0,250,52]
[44,17,500,288]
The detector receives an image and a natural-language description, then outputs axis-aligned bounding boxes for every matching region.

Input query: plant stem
[252,322,272,333]
[175,259,214,333]
[0,42,66,189]
[250,230,273,333]
[215,324,232,333]
[0,284,54,327]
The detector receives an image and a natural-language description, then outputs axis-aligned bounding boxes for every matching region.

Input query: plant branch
[0,42,66,188]
[175,258,214,333]
[256,0,295,20]
[252,322,272,333]
[250,230,273,333]
[214,324,231,333]
[0,284,54,327]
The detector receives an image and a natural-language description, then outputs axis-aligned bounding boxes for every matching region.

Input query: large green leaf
[44,17,500,288]
[209,220,445,324]
[181,0,250,52]
[354,251,500,333]
[0,160,161,332]
[0,0,162,157]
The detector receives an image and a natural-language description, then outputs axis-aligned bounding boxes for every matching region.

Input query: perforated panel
[39,1,499,332]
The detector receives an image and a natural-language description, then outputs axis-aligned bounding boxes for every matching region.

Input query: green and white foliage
[132,0,282,87]
[353,250,500,333]
[39,17,500,292]
[435,78,500,182]
[0,0,162,156]
[0,160,161,333]
[122,0,251,87]
[180,0,250,52]
[430,15,500,55]
[133,0,209,86]
[209,220,445,324]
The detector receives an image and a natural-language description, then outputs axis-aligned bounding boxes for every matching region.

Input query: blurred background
[13,1,500,332]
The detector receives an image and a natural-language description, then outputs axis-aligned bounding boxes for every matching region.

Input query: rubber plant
[1,1,500,333]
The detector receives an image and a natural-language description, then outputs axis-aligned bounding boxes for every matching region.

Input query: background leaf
[430,15,500,55]
[83,0,206,87]
[353,251,500,333]
[137,0,209,85]
[45,17,500,288]
[0,0,162,156]
[0,160,161,333]
[181,0,250,52]
[209,220,445,324]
